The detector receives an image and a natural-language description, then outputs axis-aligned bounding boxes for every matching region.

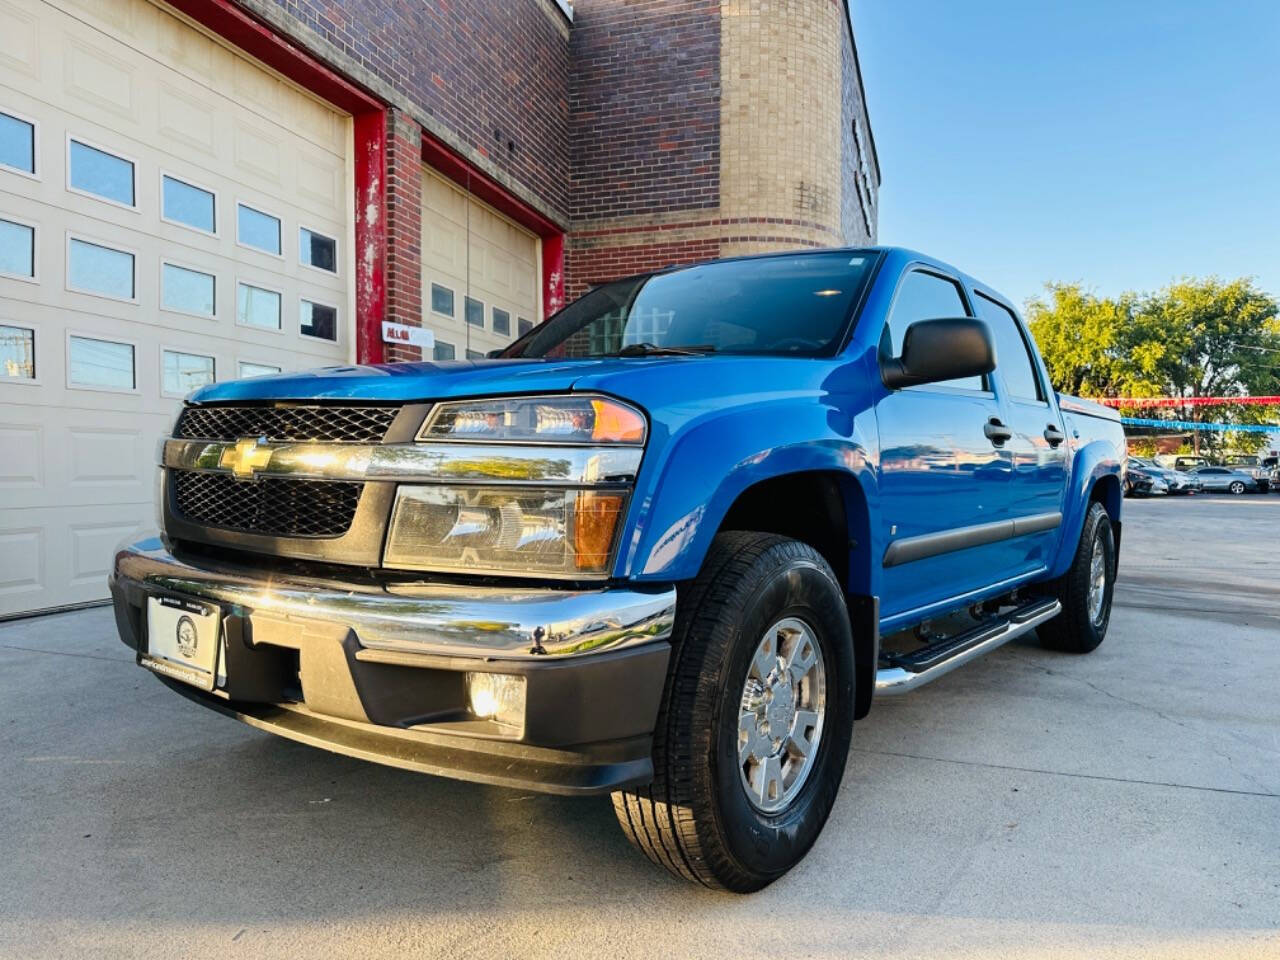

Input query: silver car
[1190,466,1260,495]
[1128,456,1201,494]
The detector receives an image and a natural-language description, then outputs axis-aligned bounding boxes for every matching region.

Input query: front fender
[617,398,878,584]
[1048,436,1123,579]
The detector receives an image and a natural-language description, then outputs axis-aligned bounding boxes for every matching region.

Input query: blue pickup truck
[110,246,1125,892]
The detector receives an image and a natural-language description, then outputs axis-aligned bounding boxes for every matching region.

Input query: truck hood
[188,358,641,404]
[186,355,843,410]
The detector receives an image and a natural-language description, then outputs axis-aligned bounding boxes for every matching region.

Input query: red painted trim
[541,232,565,319]
[420,133,567,321]
[354,112,387,364]
[165,0,381,114]
[166,0,390,364]
[420,135,563,239]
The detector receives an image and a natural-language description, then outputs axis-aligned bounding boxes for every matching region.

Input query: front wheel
[1038,502,1116,654]
[1229,481,1246,495]
[611,532,855,892]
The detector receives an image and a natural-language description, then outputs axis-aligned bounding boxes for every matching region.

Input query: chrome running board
[875,598,1062,696]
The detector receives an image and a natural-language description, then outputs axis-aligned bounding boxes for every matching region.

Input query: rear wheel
[611,532,855,892]
[1038,502,1116,654]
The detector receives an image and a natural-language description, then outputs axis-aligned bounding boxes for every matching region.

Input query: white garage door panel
[0,0,353,616]
[420,167,539,359]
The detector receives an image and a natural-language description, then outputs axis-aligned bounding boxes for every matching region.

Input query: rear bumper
[110,536,676,795]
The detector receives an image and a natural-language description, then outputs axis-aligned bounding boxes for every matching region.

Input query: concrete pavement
[1,495,1277,958]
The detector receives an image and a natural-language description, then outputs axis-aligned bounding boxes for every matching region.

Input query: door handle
[984,417,1013,445]
[1044,424,1066,447]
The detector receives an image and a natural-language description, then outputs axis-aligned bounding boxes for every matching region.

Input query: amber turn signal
[574,490,626,570]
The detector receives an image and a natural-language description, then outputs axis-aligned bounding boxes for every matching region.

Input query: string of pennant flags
[1119,416,1277,434]
[1093,395,1280,408]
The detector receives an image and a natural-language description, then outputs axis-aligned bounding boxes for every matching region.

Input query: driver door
[874,268,1016,624]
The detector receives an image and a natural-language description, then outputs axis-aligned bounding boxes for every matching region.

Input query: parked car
[1222,455,1270,492]
[1124,463,1162,497]
[1128,456,1200,495]
[110,246,1126,892]
[1190,465,1262,494]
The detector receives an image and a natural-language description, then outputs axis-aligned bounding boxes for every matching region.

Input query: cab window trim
[883,264,993,396]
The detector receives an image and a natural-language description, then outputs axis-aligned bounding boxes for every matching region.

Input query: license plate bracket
[142,595,223,692]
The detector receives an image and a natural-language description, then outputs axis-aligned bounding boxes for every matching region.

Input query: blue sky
[846,0,1280,309]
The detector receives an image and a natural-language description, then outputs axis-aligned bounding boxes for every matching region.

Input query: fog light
[466,672,526,732]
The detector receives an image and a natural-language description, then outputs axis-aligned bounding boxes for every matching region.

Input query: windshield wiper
[613,342,717,357]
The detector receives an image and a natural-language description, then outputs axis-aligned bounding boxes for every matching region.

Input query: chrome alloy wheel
[737,617,827,813]
[1087,537,1107,625]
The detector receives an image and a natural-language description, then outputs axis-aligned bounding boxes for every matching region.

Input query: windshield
[503,250,878,359]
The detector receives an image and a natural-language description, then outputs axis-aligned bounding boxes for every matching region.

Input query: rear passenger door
[972,291,1068,575]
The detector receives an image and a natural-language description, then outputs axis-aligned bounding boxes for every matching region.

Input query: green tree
[1024,284,1159,397]
[1027,277,1280,455]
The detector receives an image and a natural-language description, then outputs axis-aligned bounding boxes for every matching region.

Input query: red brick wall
[567,0,721,223]
[383,110,425,363]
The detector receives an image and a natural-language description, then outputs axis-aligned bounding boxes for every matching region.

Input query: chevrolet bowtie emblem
[220,437,273,479]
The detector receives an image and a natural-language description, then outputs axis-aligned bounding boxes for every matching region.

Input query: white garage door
[0,0,353,617]
[420,166,540,360]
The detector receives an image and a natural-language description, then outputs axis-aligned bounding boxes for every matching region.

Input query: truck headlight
[419,395,646,445]
[385,395,644,578]
[384,485,628,576]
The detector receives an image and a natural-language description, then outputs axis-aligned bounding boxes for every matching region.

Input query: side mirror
[880,317,995,390]
[485,348,505,359]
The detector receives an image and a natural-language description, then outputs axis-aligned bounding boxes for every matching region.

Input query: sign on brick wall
[381,321,434,350]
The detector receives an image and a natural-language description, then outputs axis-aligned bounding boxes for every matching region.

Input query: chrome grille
[175,405,398,444]
[171,471,363,538]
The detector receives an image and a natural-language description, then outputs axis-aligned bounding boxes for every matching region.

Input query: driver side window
[884,270,983,391]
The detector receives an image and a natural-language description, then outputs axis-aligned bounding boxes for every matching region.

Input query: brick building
[0,0,878,616]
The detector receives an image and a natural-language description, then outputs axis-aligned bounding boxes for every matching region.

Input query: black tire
[1038,502,1116,654]
[611,532,855,892]
[1229,481,1246,495]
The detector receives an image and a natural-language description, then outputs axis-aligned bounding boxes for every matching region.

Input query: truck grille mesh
[171,471,363,538]
[175,405,397,444]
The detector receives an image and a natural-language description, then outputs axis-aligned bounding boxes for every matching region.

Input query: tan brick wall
[564,0,877,297]
[719,0,846,256]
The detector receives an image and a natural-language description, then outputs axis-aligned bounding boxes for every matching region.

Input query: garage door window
[300,227,337,273]
[162,350,215,396]
[237,282,281,330]
[431,284,454,317]
[492,307,510,336]
[68,335,134,390]
[518,317,533,336]
[0,218,34,279]
[68,237,135,301]
[0,110,35,175]
[1,324,34,379]
[465,296,484,328]
[162,175,216,234]
[300,299,337,341]
[433,341,455,361]
[162,263,216,318]
[239,360,281,378]
[237,203,281,256]
[68,139,135,208]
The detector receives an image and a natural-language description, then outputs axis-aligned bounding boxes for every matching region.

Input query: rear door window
[973,292,1043,401]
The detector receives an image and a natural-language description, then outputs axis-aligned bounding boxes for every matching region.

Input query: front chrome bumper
[112,536,675,660]
[109,536,677,794]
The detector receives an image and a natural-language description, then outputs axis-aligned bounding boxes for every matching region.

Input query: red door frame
[165,0,566,363]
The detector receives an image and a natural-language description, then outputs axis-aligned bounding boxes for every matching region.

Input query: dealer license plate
[142,596,223,692]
